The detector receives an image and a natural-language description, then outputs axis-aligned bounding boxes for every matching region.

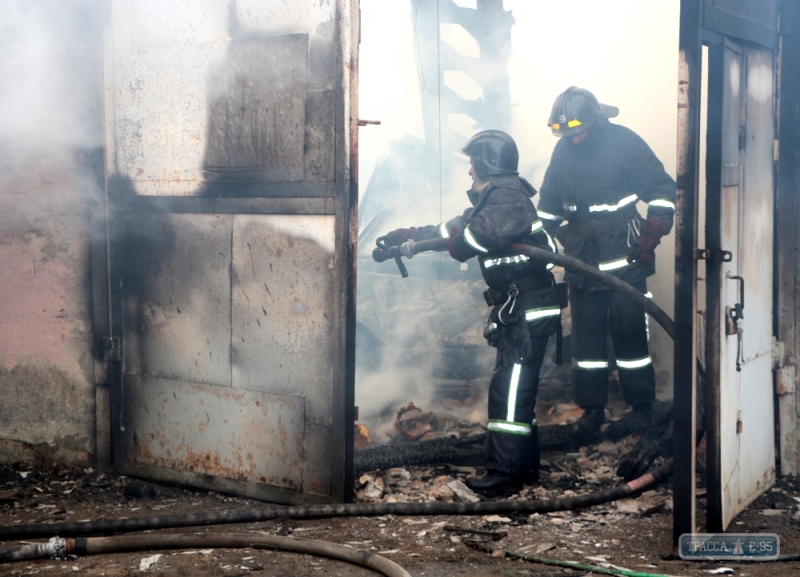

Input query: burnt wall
[0,158,100,466]
[0,1,105,466]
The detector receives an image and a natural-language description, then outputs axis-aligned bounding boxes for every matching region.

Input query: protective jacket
[537,123,676,288]
[416,173,562,361]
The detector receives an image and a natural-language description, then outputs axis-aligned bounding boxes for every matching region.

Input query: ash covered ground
[1,420,800,577]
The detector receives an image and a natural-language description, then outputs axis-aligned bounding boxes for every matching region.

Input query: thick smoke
[0,0,104,168]
[356,0,680,439]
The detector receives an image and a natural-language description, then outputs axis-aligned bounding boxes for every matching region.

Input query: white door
[708,39,775,530]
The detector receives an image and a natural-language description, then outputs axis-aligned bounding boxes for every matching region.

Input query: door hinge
[772,336,785,370]
[103,336,122,362]
[738,124,746,150]
[776,365,796,395]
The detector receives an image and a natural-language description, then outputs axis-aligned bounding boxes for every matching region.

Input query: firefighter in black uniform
[382,130,562,495]
[537,87,676,436]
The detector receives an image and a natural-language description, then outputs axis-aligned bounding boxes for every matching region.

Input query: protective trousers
[569,278,655,409]
[486,334,549,477]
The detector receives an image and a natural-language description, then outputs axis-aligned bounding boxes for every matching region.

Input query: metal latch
[103,336,121,362]
[725,272,744,372]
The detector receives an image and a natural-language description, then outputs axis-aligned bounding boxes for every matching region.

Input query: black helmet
[548,87,619,137]
[461,130,519,177]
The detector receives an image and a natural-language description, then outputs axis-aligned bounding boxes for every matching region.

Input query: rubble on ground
[355,397,674,474]
[355,433,664,506]
[2,458,800,577]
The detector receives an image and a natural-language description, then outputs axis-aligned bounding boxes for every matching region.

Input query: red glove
[384,227,418,247]
[628,217,669,266]
[447,226,474,262]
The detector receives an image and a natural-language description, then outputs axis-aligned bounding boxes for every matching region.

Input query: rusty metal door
[102,0,358,504]
[706,38,775,530]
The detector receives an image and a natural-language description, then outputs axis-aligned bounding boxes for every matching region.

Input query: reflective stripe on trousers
[616,355,652,369]
[487,363,537,437]
[569,278,655,408]
[488,420,533,436]
[576,360,609,370]
[486,337,548,475]
[576,357,652,369]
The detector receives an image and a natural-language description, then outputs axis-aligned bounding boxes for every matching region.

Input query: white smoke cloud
[356,0,680,434]
[0,0,104,165]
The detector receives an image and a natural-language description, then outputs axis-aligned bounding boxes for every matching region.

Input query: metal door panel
[719,185,741,523]
[717,45,744,529]
[109,0,230,50]
[729,46,775,517]
[110,43,225,196]
[231,214,336,423]
[736,351,776,502]
[721,52,742,187]
[740,48,775,359]
[203,34,309,184]
[121,213,232,385]
[303,422,332,496]
[710,40,775,530]
[121,375,305,490]
[104,0,358,503]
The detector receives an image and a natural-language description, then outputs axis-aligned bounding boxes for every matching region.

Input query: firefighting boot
[465,470,525,497]
[627,403,654,436]
[571,406,605,439]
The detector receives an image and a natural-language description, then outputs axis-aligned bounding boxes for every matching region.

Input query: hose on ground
[0,241,678,549]
[0,460,672,540]
[0,533,411,576]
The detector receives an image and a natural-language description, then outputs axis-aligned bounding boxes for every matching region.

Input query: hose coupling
[46,537,67,559]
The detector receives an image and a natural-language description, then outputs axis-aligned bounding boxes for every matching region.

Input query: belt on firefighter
[483,275,554,307]
[567,210,636,237]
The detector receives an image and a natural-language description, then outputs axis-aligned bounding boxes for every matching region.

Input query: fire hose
[0,533,412,577]
[0,237,678,570]
[0,461,672,546]
[372,236,674,339]
[0,467,670,577]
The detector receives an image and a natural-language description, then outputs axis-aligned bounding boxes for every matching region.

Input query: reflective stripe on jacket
[537,123,676,287]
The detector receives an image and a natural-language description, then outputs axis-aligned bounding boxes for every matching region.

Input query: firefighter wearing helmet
[538,87,677,437]
[381,130,562,495]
